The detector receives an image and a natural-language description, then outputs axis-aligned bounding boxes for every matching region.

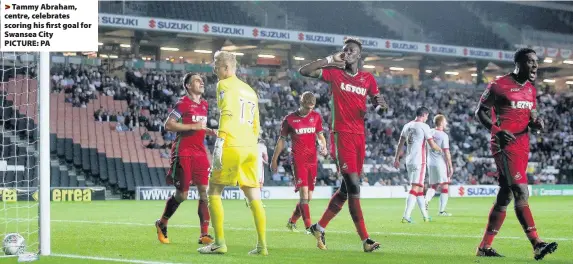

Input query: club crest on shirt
[514,172,522,180]
[309,117,314,123]
[359,76,366,83]
[219,90,224,100]
[528,86,532,94]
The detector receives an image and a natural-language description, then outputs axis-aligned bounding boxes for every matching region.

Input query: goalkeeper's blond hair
[214,51,237,70]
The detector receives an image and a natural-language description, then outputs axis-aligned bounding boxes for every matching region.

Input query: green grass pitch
[1,196,572,263]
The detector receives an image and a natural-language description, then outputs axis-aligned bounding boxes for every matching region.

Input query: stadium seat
[56,138,65,158]
[50,165,60,187]
[50,134,57,154]
[69,173,78,187]
[73,144,82,168]
[114,158,127,190]
[98,153,108,182]
[106,157,117,186]
[140,163,152,186]
[81,147,90,172]
[148,165,159,187]
[124,160,136,192]
[64,139,74,164]
[60,170,69,187]
[131,161,143,187]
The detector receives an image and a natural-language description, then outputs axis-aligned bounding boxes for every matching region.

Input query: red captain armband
[491,125,502,135]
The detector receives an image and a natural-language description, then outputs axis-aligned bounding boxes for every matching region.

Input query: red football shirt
[479,74,537,152]
[169,96,208,157]
[320,67,379,134]
[280,110,323,162]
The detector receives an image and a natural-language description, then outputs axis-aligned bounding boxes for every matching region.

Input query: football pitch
[2,196,572,264]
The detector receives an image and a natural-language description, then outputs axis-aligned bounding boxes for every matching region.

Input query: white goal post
[39,51,51,256]
[0,51,50,257]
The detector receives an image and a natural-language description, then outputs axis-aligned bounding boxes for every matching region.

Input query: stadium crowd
[49,63,573,186]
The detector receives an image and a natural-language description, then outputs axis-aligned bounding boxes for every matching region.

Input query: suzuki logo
[298,33,304,41]
[149,19,156,28]
[252,28,259,37]
[203,24,210,33]
[458,186,465,197]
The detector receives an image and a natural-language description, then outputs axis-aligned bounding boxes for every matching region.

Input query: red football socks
[318,190,347,228]
[290,203,302,223]
[515,204,539,245]
[160,195,181,226]
[198,199,210,236]
[348,196,369,241]
[300,203,312,229]
[479,206,506,248]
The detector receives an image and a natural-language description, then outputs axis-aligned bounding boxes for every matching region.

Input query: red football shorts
[332,131,365,175]
[292,159,318,192]
[492,135,529,186]
[166,155,210,192]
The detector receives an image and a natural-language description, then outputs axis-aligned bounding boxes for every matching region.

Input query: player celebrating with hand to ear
[271,92,328,233]
[197,51,267,256]
[474,48,557,260]
[155,73,217,245]
[299,37,387,252]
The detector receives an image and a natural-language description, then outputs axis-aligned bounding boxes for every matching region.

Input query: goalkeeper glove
[212,138,224,170]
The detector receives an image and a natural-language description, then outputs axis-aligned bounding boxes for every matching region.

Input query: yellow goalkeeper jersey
[216,75,260,147]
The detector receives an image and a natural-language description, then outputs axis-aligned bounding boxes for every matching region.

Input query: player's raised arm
[299,52,345,78]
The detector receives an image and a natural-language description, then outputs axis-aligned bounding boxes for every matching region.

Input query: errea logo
[340,82,367,96]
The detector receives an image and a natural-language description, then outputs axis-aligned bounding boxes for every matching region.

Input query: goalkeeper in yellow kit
[197,51,268,255]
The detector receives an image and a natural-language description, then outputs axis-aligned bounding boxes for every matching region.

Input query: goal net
[0,51,50,258]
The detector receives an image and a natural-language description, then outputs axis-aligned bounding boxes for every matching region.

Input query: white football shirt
[400,121,434,165]
[427,129,450,166]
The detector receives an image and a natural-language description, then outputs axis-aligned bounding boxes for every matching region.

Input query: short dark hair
[514,48,536,64]
[416,106,429,117]
[183,72,199,89]
[344,37,363,51]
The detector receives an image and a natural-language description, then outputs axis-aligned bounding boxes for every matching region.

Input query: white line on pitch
[52,253,187,264]
[51,219,573,241]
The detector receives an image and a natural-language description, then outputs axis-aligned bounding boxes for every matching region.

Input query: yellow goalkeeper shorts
[210,146,259,188]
